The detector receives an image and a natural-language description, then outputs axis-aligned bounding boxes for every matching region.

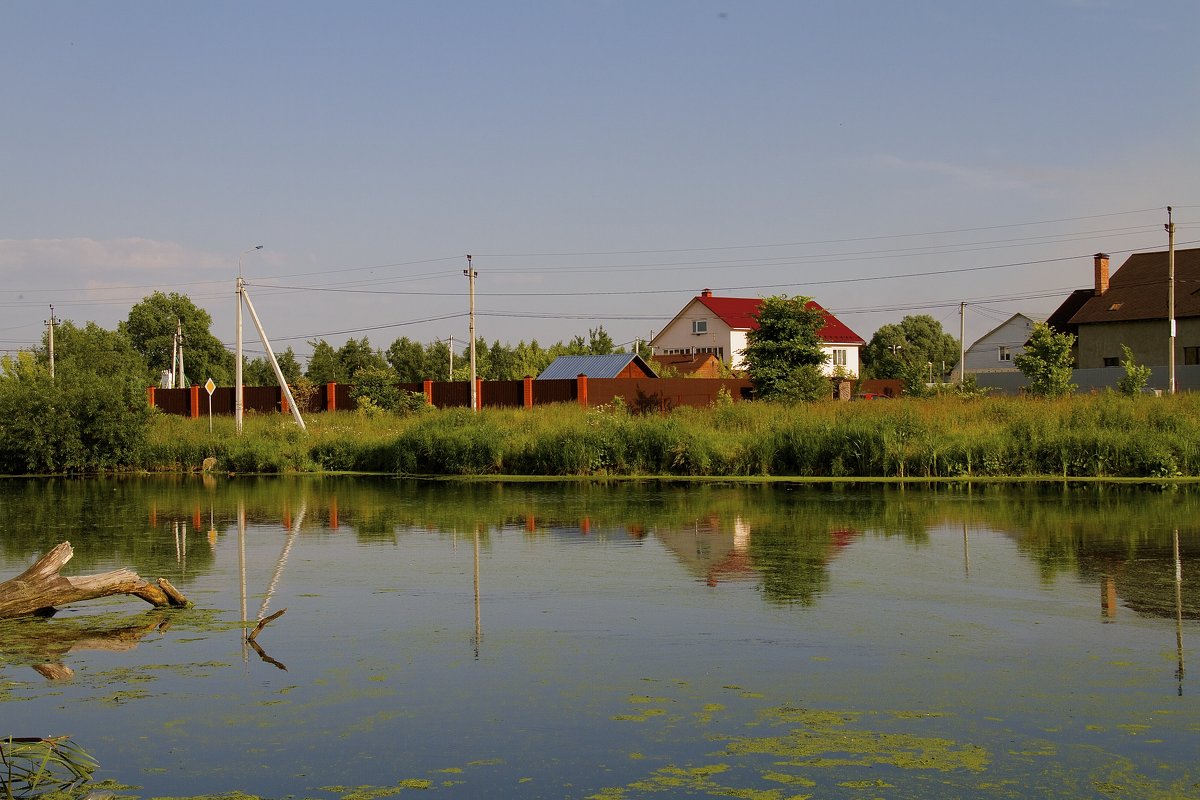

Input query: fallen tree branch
[247,608,286,643]
[0,542,191,619]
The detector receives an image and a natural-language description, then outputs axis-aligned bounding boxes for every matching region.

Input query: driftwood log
[0,541,190,619]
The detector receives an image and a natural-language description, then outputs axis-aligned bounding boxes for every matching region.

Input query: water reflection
[2,477,1199,798]
[1,479,1198,617]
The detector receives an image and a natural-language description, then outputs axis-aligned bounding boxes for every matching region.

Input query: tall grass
[138,393,1200,479]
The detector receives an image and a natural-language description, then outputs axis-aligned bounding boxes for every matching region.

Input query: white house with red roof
[650,290,866,376]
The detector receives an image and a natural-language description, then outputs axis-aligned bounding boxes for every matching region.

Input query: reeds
[139,392,1200,479]
[1,735,97,798]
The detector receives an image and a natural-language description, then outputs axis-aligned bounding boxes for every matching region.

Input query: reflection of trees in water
[2,478,1197,615]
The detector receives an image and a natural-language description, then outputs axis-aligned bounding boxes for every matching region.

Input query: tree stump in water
[0,542,190,619]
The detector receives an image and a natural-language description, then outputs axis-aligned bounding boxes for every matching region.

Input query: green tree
[243,347,302,386]
[742,295,830,402]
[1117,344,1152,396]
[120,292,233,386]
[1014,323,1076,398]
[305,340,343,384]
[338,338,388,380]
[861,315,959,384]
[386,337,430,382]
[0,322,151,473]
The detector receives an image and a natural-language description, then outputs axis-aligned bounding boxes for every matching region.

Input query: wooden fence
[147,376,755,418]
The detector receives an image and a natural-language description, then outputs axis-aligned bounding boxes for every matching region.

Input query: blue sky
[2,1,1198,367]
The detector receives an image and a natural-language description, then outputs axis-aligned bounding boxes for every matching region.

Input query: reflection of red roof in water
[705,527,862,586]
[828,528,859,553]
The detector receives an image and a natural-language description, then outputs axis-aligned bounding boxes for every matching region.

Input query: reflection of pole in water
[1101,576,1118,620]
[257,501,305,621]
[1175,528,1185,694]
[473,526,482,659]
[238,500,248,663]
[962,522,970,577]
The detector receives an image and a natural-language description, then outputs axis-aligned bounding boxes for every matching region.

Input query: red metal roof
[695,295,865,345]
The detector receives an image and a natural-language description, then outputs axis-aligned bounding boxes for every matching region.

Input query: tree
[337,338,388,380]
[1014,323,1076,398]
[305,340,343,384]
[0,321,151,473]
[120,292,233,386]
[741,295,830,402]
[861,315,960,384]
[1117,345,1152,396]
[243,347,302,386]
[386,337,430,382]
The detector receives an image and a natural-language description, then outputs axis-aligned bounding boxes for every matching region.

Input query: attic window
[1108,302,1123,311]
[692,319,708,335]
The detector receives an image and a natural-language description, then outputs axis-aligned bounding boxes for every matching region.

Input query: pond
[1,477,1198,799]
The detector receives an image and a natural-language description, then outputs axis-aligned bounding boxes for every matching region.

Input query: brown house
[1068,249,1200,369]
[651,352,723,378]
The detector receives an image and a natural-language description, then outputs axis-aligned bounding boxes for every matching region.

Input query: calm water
[1,477,1198,799]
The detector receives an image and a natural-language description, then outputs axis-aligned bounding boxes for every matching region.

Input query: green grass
[136,393,1200,479]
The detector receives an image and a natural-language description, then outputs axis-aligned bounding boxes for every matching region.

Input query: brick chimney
[700,288,713,298]
[1093,253,1110,296]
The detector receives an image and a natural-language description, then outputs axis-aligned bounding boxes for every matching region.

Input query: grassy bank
[140,392,1200,479]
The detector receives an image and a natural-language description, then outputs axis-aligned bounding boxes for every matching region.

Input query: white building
[650,290,866,376]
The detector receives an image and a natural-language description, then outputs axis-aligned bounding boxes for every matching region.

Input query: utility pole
[449,334,454,380]
[175,318,185,389]
[236,245,263,435]
[1167,206,1176,395]
[46,305,57,380]
[464,255,477,411]
[959,302,966,384]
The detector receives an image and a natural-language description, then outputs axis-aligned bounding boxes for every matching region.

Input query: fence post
[146,386,156,409]
[189,384,200,419]
[476,378,483,410]
[423,379,434,406]
[326,382,337,412]
[577,374,588,408]
[523,375,534,408]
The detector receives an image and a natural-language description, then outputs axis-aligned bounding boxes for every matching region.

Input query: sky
[3,0,1198,370]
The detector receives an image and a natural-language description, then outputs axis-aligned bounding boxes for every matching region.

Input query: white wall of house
[821,345,860,378]
[652,301,735,366]
[652,298,861,376]
[962,314,1037,375]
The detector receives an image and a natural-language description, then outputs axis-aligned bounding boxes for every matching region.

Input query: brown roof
[1070,248,1200,325]
[1045,288,1094,336]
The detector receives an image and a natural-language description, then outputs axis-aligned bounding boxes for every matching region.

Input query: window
[831,349,848,366]
[1185,346,1200,366]
[998,346,1011,362]
[692,319,707,335]
[1103,357,1120,367]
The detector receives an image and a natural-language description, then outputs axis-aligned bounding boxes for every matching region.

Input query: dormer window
[692,319,708,335]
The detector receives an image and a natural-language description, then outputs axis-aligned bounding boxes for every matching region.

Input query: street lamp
[236,245,264,435]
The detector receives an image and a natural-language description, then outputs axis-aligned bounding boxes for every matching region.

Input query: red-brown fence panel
[531,379,577,405]
[485,380,525,408]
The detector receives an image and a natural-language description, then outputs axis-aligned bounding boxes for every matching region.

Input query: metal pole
[1167,207,1176,394]
[465,255,477,411]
